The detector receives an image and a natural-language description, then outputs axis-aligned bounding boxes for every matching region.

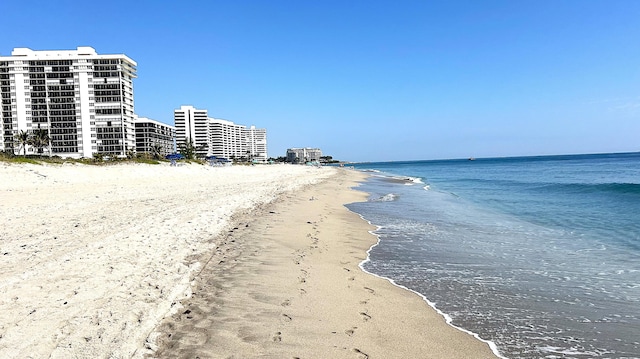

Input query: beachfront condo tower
[174,105,268,162]
[243,125,267,163]
[173,105,210,158]
[0,47,137,158]
[209,118,245,160]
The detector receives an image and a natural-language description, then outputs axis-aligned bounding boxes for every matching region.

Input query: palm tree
[150,143,163,160]
[14,130,31,156]
[29,129,51,155]
[178,137,196,160]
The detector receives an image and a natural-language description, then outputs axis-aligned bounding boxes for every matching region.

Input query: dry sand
[0,162,499,358]
[0,162,333,358]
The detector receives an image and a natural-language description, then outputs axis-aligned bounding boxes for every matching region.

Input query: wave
[451,178,640,197]
[538,182,640,196]
[371,193,398,202]
[355,214,508,359]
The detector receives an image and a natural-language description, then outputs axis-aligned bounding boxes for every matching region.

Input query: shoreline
[357,217,506,358]
[0,162,499,358]
[148,168,499,358]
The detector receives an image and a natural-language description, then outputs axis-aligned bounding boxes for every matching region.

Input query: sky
[3,0,639,162]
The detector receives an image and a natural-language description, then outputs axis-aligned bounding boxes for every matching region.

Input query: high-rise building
[244,125,267,162]
[173,105,209,158]
[133,115,175,157]
[0,47,136,158]
[174,105,268,162]
[209,118,245,160]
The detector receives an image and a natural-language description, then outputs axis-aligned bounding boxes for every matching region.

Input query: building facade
[174,105,268,162]
[243,125,267,162]
[286,147,322,163]
[209,118,245,160]
[133,115,175,157]
[173,105,209,158]
[0,47,136,158]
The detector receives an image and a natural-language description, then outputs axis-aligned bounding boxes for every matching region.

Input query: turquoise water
[348,153,640,358]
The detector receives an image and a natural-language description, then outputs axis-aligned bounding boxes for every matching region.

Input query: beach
[0,162,497,358]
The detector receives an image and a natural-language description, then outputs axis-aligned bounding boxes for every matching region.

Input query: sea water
[348,153,640,359]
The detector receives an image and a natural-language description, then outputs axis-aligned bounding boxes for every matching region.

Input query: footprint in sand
[354,348,369,359]
[272,331,282,342]
[359,312,371,322]
[345,327,357,336]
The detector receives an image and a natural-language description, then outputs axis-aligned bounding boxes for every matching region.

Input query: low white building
[134,115,175,157]
[286,147,322,163]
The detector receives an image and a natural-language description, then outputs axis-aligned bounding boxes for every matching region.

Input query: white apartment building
[174,105,268,162]
[209,118,245,160]
[0,47,137,158]
[286,147,322,163]
[244,125,267,162]
[133,115,175,157]
[173,105,209,158]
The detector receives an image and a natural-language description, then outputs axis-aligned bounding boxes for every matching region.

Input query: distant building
[173,105,209,158]
[287,147,322,163]
[133,115,175,157]
[174,105,268,162]
[0,46,137,158]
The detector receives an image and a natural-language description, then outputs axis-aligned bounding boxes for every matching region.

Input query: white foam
[372,193,397,202]
[349,210,508,359]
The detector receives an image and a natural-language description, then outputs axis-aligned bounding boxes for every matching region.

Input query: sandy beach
[0,162,497,358]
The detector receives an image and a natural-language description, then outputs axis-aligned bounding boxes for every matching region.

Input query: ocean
[347,152,640,359]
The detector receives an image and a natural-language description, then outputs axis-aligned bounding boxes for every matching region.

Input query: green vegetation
[15,130,30,156]
[12,129,51,156]
[1,155,42,165]
[133,157,161,165]
[1,150,163,166]
[178,138,196,160]
[30,129,51,155]
[150,144,163,160]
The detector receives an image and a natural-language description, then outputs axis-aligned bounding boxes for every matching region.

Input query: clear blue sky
[3,0,639,162]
